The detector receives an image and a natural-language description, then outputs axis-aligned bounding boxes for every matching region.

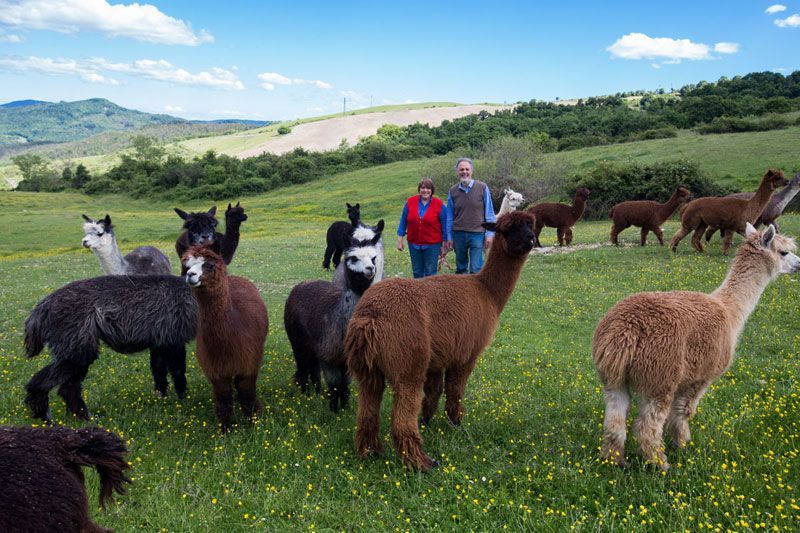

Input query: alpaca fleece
[608,187,691,246]
[527,188,589,246]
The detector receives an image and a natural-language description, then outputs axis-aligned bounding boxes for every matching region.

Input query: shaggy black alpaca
[322,202,361,270]
[0,425,130,533]
[24,275,197,423]
[286,226,383,412]
[174,203,247,266]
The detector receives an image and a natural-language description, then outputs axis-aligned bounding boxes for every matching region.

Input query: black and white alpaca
[81,214,171,275]
[332,220,385,285]
[23,275,197,423]
[323,202,361,270]
[285,226,383,412]
[175,203,246,265]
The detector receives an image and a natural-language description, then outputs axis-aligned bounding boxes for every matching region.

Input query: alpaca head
[352,219,384,243]
[225,202,248,224]
[786,173,800,193]
[675,187,692,203]
[760,169,788,191]
[81,214,114,250]
[346,203,361,226]
[742,223,800,277]
[483,211,536,257]
[346,223,383,278]
[175,206,218,246]
[504,188,525,210]
[182,246,227,288]
[575,188,590,202]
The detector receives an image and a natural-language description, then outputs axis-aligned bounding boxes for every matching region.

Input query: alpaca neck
[772,184,800,213]
[345,270,373,297]
[94,235,127,275]
[571,197,586,221]
[497,197,511,217]
[476,240,527,311]
[194,278,232,330]
[711,253,772,335]
[746,180,776,219]
[656,191,683,221]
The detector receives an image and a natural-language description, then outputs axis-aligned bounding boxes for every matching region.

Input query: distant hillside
[0,99,50,109]
[0,98,184,147]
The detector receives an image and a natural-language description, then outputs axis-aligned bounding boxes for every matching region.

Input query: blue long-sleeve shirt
[397,197,448,249]
[445,179,496,240]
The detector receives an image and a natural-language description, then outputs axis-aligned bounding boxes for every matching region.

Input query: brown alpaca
[182,246,268,432]
[345,211,536,471]
[593,224,800,470]
[670,170,788,254]
[527,188,589,246]
[609,187,692,246]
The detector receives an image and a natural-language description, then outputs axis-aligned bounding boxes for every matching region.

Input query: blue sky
[1,0,799,121]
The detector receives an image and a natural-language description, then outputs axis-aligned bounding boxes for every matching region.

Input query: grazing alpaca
[705,172,800,240]
[527,188,590,246]
[81,214,171,275]
[670,169,788,254]
[175,203,247,265]
[346,211,536,471]
[183,246,268,432]
[285,227,383,412]
[0,425,130,533]
[608,187,692,246]
[323,202,361,270]
[593,224,800,470]
[497,188,525,216]
[23,275,196,423]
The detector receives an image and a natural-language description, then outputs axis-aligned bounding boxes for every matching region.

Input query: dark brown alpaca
[609,187,692,246]
[670,170,788,254]
[345,211,536,471]
[0,426,130,533]
[527,187,589,246]
[182,246,268,432]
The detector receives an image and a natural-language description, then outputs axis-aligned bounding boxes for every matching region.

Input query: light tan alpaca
[497,188,525,216]
[593,224,799,470]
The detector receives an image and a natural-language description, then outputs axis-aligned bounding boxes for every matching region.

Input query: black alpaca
[322,202,360,270]
[0,425,130,533]
[23,275,197,423]
[285,227,383,412]
[175,203,247,265]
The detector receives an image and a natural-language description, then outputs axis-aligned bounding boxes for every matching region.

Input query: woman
[396,177,447,278]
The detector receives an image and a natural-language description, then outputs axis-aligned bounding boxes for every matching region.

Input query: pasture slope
[1,160,799,530]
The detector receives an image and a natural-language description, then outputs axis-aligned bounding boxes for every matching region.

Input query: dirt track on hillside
[236,104,509,158]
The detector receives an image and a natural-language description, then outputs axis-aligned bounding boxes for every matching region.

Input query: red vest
[406,196,443,245]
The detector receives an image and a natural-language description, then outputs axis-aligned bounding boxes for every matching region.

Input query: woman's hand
[396,236,405,251]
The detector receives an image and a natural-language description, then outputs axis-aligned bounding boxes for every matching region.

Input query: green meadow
[1,159,799,531]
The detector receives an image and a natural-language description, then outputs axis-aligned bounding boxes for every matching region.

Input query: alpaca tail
[62,427,131,507]
[23,299,48,358]
[608,206,615,219]
[345,314,379,375]
[591,318,634,389]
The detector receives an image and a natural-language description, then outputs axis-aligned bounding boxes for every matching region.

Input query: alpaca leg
[390,383,437,471]
[669,226,689,252]
[321,361,350,413]
[533,224,543,248]
[556,227,565,246]
[288,337,321,395]
[322,243,335,270]
[690,222,708,252]
[56,362,91,420]
[667,382,709,448]
[332,246,343,269]
[600,386,630,466]
[564,227,574,245]
[420,370,444,425]
[610,223,626,245]
[721,230,734,255]
[164,345,187,399]
[640,227,649,246]
[704,227,717,242]
[25,362,70,422]
[444,361,477,426]
[653,226,665,246]
[354,370,386,457]
[210,378,235,433]
[234,374,262,422]
[149,349,169,397]
[633,395,672,470]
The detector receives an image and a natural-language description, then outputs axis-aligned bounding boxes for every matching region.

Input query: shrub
[277,125,291,135]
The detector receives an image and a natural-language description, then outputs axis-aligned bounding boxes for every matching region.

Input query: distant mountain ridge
[0,99,50,109]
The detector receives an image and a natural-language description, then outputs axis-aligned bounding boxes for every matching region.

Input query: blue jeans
[409,244,441,278]
[452,231,485,273]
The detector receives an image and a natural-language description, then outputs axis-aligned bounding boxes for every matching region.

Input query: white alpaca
[497,188,525,217]
[333,221,385,285]
[81,214,171,275]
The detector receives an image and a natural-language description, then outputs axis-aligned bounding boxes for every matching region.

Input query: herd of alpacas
[2,170,799,530]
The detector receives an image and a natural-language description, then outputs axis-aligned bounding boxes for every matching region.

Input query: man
[445,157,495,273]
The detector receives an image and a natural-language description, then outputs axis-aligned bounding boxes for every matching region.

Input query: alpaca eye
[780,251,789,257]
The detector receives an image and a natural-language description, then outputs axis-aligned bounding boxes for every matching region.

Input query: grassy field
[1,161,800,531]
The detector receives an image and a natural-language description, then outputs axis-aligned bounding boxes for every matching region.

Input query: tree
[131,135,166,164]
[74,164,91,189]
[12,154,51,181]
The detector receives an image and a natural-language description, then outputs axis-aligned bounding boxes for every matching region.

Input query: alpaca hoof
[76,409,92,422]
[414,455,439,472]
[418,416,432,427]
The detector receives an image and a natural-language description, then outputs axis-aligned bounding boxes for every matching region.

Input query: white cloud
[314,80,333,89]
[766,4,787,15]
[0,0,213,45]
[164,105,182,112]
[775,14,800,27]
[0,55,244,89]
[258,72,292,85]
[257,71,334,91]
[261,82,275,90]
[606,33,739,64]
[0,29,22,42]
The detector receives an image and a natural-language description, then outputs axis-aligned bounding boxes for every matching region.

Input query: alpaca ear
[355,203,360,210]
[175,208,189,220]
[371,220,385,244]
[227,203,232,210]
[745,223,758,239]
[103,214,112,227]
[346,202,353,209]
[236,201,240,207]
[482,222,498,232]
[208,206,217,217]
[761,225,776,248]
[81,214,92,223]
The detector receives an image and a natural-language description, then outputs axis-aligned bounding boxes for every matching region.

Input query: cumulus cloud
[0,29,22,42]
[257,71,334,91]
[606,33,739,64]
[774,14,800,27]
[0,0,213,45]
[0,55,244,89]
[766,4,787,15]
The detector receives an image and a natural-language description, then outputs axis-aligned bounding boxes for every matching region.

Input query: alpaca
[608,187,692,246]
[332,220,386,285]
[175,203,247,265]
[670,170,788,254]
[593,224,799,470]
[527,188,590,246]
[183,246,268,432]
[23,275,197,423]
[323,202,361,270]
[81,214,172,275]
[497,188,525,216]
[345,211,536,471]
[705,172,800,241]
[0,425,130,533]
[285,227,383,412]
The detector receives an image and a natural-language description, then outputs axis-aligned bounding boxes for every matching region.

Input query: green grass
[1,161,800,531]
